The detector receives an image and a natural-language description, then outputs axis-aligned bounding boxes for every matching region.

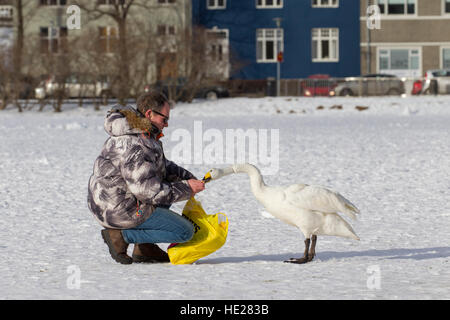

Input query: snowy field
[1,96,449,300]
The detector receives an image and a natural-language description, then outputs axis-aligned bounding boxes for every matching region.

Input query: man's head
[136,92,171,131]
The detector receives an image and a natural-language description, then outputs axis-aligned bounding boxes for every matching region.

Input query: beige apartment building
[361,0,450,77]
[0,0,192,83]
[0,0,13,46]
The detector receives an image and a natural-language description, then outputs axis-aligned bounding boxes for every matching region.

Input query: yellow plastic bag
[167,197,229,265]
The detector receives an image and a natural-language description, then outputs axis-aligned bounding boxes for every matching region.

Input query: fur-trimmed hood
[104,104,161,138]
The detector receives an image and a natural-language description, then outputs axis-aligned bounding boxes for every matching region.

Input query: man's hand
[187,179,205,196]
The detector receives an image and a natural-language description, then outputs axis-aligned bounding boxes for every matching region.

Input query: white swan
[203,163,361,264]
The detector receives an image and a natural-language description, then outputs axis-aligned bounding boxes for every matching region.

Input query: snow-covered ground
[1,96,449,300]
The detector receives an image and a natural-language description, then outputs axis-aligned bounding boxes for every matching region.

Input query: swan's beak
[203,171,212,183]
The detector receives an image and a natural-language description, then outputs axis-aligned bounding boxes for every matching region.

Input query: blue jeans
[122,207,194,244]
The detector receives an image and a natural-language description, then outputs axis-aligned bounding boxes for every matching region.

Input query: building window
[206,29,230,79]
[39,0,67,5]
[210,44,223,61]
[442,48,450,69]
[0,5,14,21]
[312,0,339,8]
[256,0,283,9]
[40,27,68,54]
[379,48,420,76]
[99,26,118,53]
[207,0,226,9]
[157,25,176,36]
[0,27,13,48]
[157,25,166,36]
[98,0,126,5]
[157,0,176,4]
[377,0,415,15]
[257,28,283,63]
[157,52,177,81]
[312,28,339,62]
[445,0,450,13]
[207,30,228,62]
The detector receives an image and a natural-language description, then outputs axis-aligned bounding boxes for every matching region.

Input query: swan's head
[203,166,237,182]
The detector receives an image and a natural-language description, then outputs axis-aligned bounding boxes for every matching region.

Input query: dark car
[332,74,405,96]
[144,78,229,102]
[0,75,36,101]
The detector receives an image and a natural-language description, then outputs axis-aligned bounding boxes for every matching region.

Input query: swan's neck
[233,164,267,199]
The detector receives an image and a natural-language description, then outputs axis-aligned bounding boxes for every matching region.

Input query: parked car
[411,80,423,95]
[35,74,112,102]
[301,74,338,97]
[144,78,229,102]
[422,69,450,94]
[332,74,405,96]
[0,75,36,100]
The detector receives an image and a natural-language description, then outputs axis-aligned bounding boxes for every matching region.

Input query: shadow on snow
[198,246,450,264]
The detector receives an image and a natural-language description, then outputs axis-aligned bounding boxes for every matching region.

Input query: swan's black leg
[308,235,317,262]
[284,238,310,264]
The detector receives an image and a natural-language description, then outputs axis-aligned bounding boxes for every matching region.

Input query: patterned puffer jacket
[87,105,195,229]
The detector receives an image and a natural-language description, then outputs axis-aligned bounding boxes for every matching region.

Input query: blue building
[192,0,361,80]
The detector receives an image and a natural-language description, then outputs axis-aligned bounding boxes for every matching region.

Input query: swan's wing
[284,185,360,220]
[283,183,309,194]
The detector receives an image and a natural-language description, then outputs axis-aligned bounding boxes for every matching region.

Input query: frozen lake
[1,96,449,299]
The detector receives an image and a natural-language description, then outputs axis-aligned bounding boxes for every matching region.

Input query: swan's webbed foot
[284,256,309,264]
[284,238,312,264]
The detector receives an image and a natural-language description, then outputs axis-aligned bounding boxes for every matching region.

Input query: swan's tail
[320,213,360,240]
[333,192,360,221]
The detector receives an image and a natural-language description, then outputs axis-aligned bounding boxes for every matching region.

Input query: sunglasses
[151,110,169,124]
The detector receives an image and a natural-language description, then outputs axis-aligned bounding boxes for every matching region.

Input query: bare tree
[13,0,24,75]
[73,0,195,105]
[0,48,12,110]
[8,0,39,112]
[73,0,142,105]
[126,20,158,99]
[165,25,233,102]
[38,54,72,113]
